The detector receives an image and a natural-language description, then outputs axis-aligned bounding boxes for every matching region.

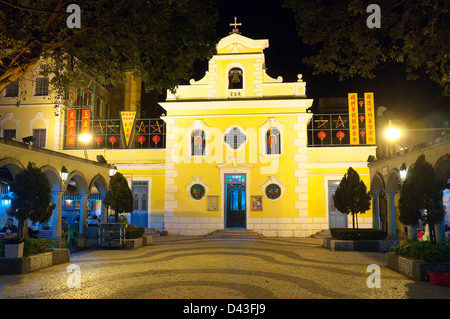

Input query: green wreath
[265,183,281,200]
[190,184,205,200]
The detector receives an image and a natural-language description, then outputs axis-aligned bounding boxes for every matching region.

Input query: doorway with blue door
[132,181,149,227]
[224,174,247,228]
[328,180,348,228]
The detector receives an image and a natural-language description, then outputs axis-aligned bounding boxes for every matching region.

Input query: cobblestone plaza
[0,236,449,300]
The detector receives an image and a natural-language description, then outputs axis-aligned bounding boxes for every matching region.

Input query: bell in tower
[228,68,243,89]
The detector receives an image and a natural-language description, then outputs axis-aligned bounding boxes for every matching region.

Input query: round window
[190,184,205,200]
[265,183,281,200]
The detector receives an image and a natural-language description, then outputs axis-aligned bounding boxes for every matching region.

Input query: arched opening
[191,129,205,156]
[434,155,450,233]
[228,67,243,89]
[266,127,281,155]
[0,159,23,228]
[385,170,402,240]
[89,174,109,224]
[62,171,89,233]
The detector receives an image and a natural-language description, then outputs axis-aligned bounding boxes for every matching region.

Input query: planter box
[124,235,153,250]
[0,248,70,275]
[5,242,24,258]
[323,237,398,252]
[386,252,450,281]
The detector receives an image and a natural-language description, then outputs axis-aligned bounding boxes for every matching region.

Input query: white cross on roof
[229,17,242,34]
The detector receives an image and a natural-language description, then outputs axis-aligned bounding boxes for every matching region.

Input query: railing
[63,117,166,150]
[308,113,373,147]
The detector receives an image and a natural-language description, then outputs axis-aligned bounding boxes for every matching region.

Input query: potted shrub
[4,237,25,258]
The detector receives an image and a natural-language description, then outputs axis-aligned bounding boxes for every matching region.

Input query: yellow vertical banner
[120,111,137,149]
[348,93,359,145]
[364,92,376,145]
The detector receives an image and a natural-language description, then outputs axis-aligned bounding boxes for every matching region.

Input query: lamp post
[78,133,92,159]
[399,163,407,181]
[384,124,401,157]
[61,166,69,182]
[109,165,117,177]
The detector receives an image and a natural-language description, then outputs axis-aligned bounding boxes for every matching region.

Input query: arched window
[228,68,243,89]
[191,129,205,156]
[266,127,281,155]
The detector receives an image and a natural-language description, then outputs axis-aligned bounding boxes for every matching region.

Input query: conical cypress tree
[398,154,445,243]
[103,172,133,222]
[333,167,372,229]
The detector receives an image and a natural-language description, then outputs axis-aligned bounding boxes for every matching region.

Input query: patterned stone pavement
[0,236,449,299]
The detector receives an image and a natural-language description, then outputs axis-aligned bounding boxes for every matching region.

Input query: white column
[407,225,417,240]
[371,192,380,230]
[79,193,89,236]
[434,219,446,243]
[100,196,108,224]
[386,192,397,240]
[52,191,64,241]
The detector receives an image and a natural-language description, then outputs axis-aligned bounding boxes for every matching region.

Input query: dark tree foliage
[333,167,371,229]
[398,154,445,243]
[8,162,55,240]
[0,0,219,95]
[103,172,133,222]
[284,0,450,95]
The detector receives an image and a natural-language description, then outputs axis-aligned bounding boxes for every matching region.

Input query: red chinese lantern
[317,131,326,145]
[336,131,345,143]
[152,135,161,146]
[108,136,117,148]
[359,115,365,122]
[360,130,366,137]
[137,136,146,148]
[94,136,103,148]
[358,100,364,107]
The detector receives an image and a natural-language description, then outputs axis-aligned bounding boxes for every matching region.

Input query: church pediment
[217,33,269,55]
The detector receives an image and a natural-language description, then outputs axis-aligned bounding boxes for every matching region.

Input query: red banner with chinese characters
[120,111,137,148]
[364,92,376,145]
[66,109,76,147]
[348,93,359,145]
[81,109,90,134]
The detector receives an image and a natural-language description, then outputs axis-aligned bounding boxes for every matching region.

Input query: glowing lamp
[61,166,69,181]
[385,127,401,141]
[399,163,407,181]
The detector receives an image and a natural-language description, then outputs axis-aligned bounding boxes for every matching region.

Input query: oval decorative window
[190,184,206,200]
[265,183,281,200]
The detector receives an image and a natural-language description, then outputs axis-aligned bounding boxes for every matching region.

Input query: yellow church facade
[158,32,376,236]
[0,32,376,237]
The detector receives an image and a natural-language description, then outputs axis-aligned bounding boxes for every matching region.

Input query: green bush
[330,228,386,240]
[23,238,56,257]
[125,226,145,239]
[394,240,450,262]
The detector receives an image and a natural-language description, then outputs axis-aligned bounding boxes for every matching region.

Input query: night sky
[155,0,449,128]
[217,0,450,127]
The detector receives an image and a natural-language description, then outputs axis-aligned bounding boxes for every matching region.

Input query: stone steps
[311,229,331,239]
[206,229,264,239]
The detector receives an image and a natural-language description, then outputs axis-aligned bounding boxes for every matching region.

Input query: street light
[109,165,117,177]
[61,166,69,181]
[384,126,401,141]
[399,163,407,181]
[78,133,92,159]
[384,123,401,156]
